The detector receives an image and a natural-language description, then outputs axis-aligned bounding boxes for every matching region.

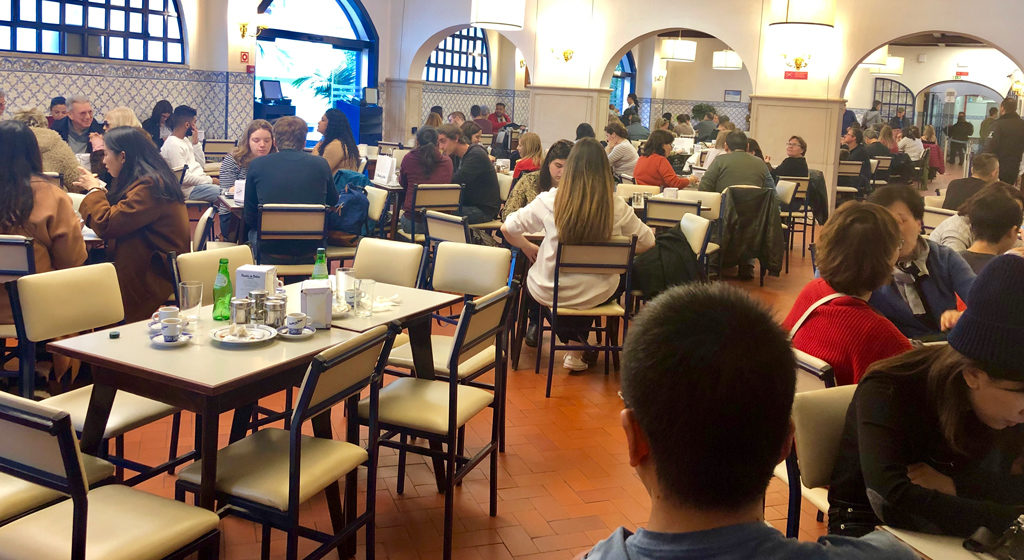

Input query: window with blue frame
[0,0,185,63]
[423,26,489,86]
[610,52,636,112]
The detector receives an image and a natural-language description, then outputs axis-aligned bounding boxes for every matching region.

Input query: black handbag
[964,515,1024,559]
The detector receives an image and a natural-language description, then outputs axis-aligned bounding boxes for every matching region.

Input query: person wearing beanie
[829,253,1024,540]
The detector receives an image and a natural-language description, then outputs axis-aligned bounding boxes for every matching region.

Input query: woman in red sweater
[632,129,697,189]
[782,201,912,385]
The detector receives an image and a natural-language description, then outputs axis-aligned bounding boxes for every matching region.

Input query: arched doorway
[918,80,1002,143]
[610,52,636,113]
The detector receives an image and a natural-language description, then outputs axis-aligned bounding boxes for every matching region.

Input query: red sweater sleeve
[658,156,690,188]
[848,322,913,384]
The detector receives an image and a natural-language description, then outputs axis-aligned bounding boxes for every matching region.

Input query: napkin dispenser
[300,279,332,329]
[235,265,277,299]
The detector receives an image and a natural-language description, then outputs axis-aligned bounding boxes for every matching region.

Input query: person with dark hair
[930,183,1024,253]
[50,95,104,154]
[698,130,775,193]
[502,139,572,220]
[604,121,637,178]
[584,282,916,559]
[620,93,640,127]
[141,99,173,148]
[469,105,493,134]
[159,105,220,204]
[429,105,443,117]
[74,126,188,322]
[946,111,973,165]
[889,106,910,132]
[460,120,483,146]
[867,184,976,339]
[398,126,453,233]
[861,100,883,128]
[980,106,999,142]
[943,152,1001,210]
[673,113,694,136]
[0,121,86,323]
[960,188,1023,273]
[575,123,596,142]
[841,127,871,193]
[841,102,857,136]
[769,135,809,182]
[487,102,512,131]
[626,115,649,142]
[783,202,911,386]
[694,111,718,143]
[633,129,695,189]
[863,128,890,159]
[984,98,1024,185]
[47,96,67,127]
[830,254,1024,539]
[314,108,359,174]
[437,123,499,224]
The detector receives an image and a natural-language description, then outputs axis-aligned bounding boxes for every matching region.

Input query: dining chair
[397,183,463,244]
[922,206,956,234]
[176,325,396,560]
[679,213,716,278]
[643,197,702,229]
[468,173,513,232]
[0,391,221,560]
[9,262,188,485]
[171,244,254,309]
[871,156,892,188]
[836,159,864,201]
[536,236,638,397]
[357,286,513,560]
[66,192,85,214]
[423,210,473,289]
[0,235,35,398]
[42,171,64,189]
[0,445,114,527]
[775,180,798,274]
[192,206,235,252]
[777,176,813,257]
[364,185,389,238]
[255,204,327,277]
[351,237,425,288]
[172,164,188,185]
[202,138,237,162]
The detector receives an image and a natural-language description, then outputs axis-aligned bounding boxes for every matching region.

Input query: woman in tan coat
[313,108,359,174]
[11,108,83,191]
[75,126,189,322]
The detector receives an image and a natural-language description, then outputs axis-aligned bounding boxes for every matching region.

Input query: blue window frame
[423,26,489,86]
[0,0,185,63]
[611,52,636,112]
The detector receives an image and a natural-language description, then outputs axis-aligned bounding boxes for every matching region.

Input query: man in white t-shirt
[159,104,220,202]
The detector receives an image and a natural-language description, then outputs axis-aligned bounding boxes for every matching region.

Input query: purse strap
[788,292,847,341]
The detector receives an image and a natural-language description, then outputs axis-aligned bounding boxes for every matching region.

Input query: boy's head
[620,283,796,511]
[170,105,197,131]
[967,185,1024,251]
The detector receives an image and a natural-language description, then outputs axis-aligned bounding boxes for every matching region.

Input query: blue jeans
[187,184,221,203]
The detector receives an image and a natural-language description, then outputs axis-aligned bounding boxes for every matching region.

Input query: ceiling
[889,32,987,48]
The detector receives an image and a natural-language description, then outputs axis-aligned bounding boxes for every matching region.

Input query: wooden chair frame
[0,235,35,398]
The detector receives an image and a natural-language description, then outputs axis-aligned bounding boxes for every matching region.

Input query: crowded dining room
[3,0,1024,558]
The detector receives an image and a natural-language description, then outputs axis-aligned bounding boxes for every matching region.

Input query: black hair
[460,121,481,144]
[0,121,44,230]
[627,93,639,105]
[317,108,359,163]
[872,100,882,110]
[725,130,748,151]
[968,188,1024,244]
[575,123,595,141]
[621,283,795,510]
[747,138,764,159]
[661,112,672,121]
[470,105,482,118]
[103,126,184,204]
[430,105,443,116]
[150,99,173,120]
[414,126,443,176]
[168,105,196,130]
[50,96,66,109]
[869,184,925,221]
[495,102,506,109]
[538,139,573,192]
[989,107,999,116]
[848,127,864,146]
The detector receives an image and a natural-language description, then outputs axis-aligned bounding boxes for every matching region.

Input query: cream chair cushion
[358,378,493,435]
[17,263,123,342]
[176,428,367,511]
[792,385,857,489]
[387,335,495,379]
[556,301,625,317]
[176,244,254,307]
[0,454,114,522]
[42,386,178,440]
[352,237,424,288]
[0,484,219,559]
[0,324,16,338]
[325,246,357,260]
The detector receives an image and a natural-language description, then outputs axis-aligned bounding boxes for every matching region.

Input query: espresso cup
[161,318,183,342]
[152,305,179,323]
[285,312,307,335]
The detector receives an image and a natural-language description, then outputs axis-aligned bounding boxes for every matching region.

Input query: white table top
[369,178,402,191]
[282,281,461,333]
[82,226,99,241]
[881,526,994,559]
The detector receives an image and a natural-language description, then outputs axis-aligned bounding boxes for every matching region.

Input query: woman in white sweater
[604,120,638,179]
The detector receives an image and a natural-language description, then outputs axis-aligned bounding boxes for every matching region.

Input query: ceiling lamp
[861,46,889,67]
[662,38,697,62]
[470,0,525,31]
[712,49,742,70]
[768,0,835,71]
[870,56,905,76]
[769,0,835,27]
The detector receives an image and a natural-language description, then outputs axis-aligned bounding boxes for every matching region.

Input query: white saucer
[277,326,316,340]
[150,332,192,347]
[332,302,350,318]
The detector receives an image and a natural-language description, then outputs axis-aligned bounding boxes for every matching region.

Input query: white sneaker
[563,351,589,371]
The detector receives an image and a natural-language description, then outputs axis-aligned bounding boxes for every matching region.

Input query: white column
[383,78,425,144]
[189,0,228,72]
[528,85,612,148]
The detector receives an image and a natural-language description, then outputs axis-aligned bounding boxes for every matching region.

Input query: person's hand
[940,310,963,331]
[764,155,772,164]
[72,166,102,191]
[907,463,956,496]
[521,243,540,263]
[689,175,700,184]
[212,177,220,186]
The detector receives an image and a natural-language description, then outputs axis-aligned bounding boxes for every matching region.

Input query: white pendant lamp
[712,49,742,70]
[861,46,889,67]
[470,0,525,31]
[870,56,905,76]
[662,38,697,62]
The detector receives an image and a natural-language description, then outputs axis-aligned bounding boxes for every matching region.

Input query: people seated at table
[633,129,695,189]
[983,97,1024,185]
[673,113,694,137]
[575,123,596,142]
[11,108,83,191]
[702,131,728,168]
[583,282,917,560]
[398,126,454,234]
[74,126,189,323]
[469,104,493,134]
[604,121,637,179]
[512,132,542,180]
[928,184,1023,253]
[502,139,572,221]
[626,115,649,142]
[699,131,776,193]
[769,135,809,182]
[897,125,925,161]
[50,95,104,155]
[867,185,975,340]
[47,96,67,128]
[141,99,173,148]
[88,106,143,153]
[502,138,654,371]
[694,112,718,143]
[921,125,945,179]
[888,107,910,132]
[829,253,1024,539]
[960,187,1024,273]
[944,153,1000,210]
[863,128,891,159]
[0,121,87,324]
[438,123,500,224]
[218,119,275,239]
[783,202,911,386]
[313,108,359,175]
[488,102,512,131]
[447,111,466,127]
[651,117,672,134]
[159,105,220,204]
[840,127,870,193]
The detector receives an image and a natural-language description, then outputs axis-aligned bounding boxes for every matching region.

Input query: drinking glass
[354,278,375,318]
[337,267,355,305]
[178,281,203,332]
[631,192,644,209]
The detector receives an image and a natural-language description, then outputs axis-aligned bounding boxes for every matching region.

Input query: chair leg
[443,435,457,560]
[817,510,825,522]
[166,412,182,474]
[114,435,125,481]
[784,450,802,538]
[260,524,271,560]
[397,434,408,495]
[286,525,299,560]
[323,480,347,558]
[545,318,557,398]
[608,318,621,372]
[282,387,293,430]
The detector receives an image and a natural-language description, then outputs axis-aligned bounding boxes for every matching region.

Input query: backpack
[630,225,703,299]
[326,170,371,244]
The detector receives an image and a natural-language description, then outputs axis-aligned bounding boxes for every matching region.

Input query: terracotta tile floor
[46,167,970,559]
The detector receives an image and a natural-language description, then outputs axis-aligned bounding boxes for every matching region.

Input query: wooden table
[369,179,405,240]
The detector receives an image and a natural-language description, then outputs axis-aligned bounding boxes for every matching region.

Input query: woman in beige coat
[11,108,82,191]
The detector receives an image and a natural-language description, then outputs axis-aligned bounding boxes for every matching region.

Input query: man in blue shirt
[583,283,918,560]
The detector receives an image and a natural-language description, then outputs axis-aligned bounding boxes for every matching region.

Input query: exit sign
[955,71,969,77]
[784,71,808,80]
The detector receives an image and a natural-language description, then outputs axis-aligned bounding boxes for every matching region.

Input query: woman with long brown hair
[502,138,654,370]
[218,120,276,238]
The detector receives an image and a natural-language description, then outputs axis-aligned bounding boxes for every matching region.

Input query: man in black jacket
[946,112,973,165]
[437,123,500,224]
[50,95,105,154]
[985,98,1024,185]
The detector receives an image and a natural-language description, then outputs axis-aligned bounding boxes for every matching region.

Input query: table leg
[197,401,220,510]
[228,403,255,442]
[80,382,116,454]
[388,192,401,240]
[406,315,448,492]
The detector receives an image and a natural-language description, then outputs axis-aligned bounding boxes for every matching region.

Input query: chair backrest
[411,183,463,214]
[191,206,215,252]
[644,198,701,228]
[365,185,388,223]
[791,385,857,489]
[297,324,394,421]
[923,195,944,208]
[257,204,327,263]
[393,148,412,170]
[497,172,513,202]
[675,189,723,220]
[553,236,637,311]
[66,192,85,214]
[175,245,254,306]
[432,242,511,296]
[446,286,513,376]
[352,237,424,287]
[922,206,956,233]
[366,145,379,158]
[837,160,862,177]
[616,184,660,200]
[777,175,810,211]
[377,141,401,156]
[794,348,837,393]
[873,156,892,172]
[776,180,798,206]
[619,174,635,185]
[698,150,709,167]
[356,157,367,174]
[869,158,879,174]
[0,235,35,283]
[13,263,123,342]
[202,139,237,161]
[172,164,187,185]
[678,213,712,257]
[425,210,471,244]
[479,133,494,146]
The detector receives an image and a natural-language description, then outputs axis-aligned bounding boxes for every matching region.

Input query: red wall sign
[955,71,969,77]
[246,65,256,74]
[240,51,250,63]
[784,71,808,80]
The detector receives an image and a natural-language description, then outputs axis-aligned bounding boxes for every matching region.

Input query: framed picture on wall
[724,90,741,103]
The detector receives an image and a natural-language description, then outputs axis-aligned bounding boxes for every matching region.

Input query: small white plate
[277,326,316,340]
[332,302,350,318]
[209,324,278,345]
[150,332,192,347]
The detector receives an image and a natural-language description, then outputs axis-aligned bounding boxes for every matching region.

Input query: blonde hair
[424,112,443,128]
[652,117,671,131]
[714,130,729,149]
[554,138,614,245]
[104,106,143,129]
[880,125,897,150]
[517,132,542,163]
[922,124,937,143]
[11,108,48,128]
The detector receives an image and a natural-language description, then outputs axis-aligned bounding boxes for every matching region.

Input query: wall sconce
[518,59,525,69]
[654,71,666,82]
[239,12,269,39]
[769,0,834,73]
[551,48,574,63]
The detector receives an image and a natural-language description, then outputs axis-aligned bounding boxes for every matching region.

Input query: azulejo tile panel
[421,83,530,126]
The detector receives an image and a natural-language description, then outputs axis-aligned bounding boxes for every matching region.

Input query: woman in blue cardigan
[868,185,976,340]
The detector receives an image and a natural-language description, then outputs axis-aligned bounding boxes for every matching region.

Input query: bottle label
[214,275,228,289]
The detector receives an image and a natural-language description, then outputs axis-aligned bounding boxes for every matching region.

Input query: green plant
[692,103,717,121]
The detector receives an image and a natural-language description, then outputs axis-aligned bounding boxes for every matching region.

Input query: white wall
[656,37,753,102]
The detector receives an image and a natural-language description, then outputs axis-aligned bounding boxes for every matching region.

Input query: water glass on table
[178,281,203,332]
[354,278,375,318]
